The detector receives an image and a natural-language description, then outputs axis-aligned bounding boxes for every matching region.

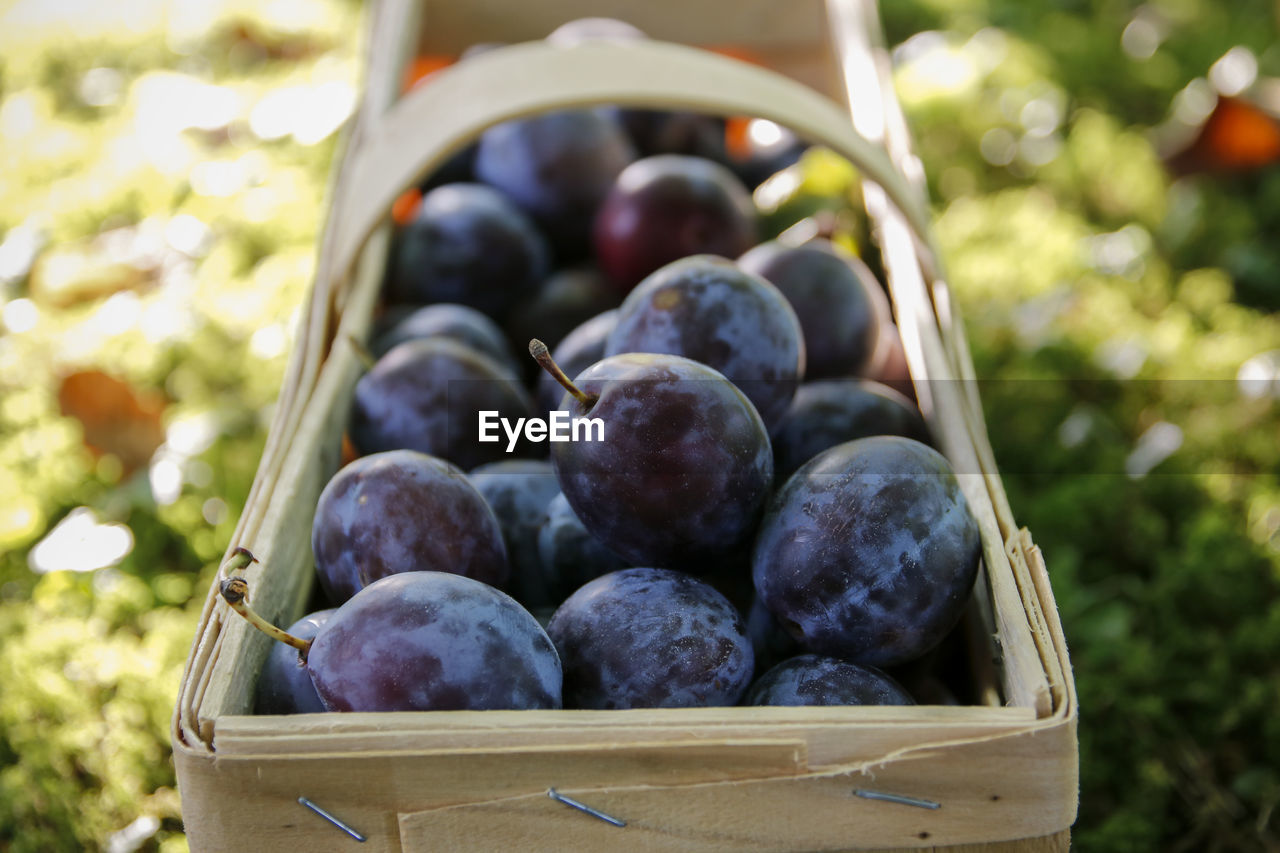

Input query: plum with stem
[532,340,772,571]
[220,552,561,712]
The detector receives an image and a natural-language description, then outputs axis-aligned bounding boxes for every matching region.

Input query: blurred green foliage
[0,0,1278,851]
[0,1,358,849]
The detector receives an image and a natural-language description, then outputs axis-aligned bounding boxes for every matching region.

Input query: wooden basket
[171,0,1078,849]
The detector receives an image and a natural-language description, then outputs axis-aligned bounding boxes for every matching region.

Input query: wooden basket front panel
[177,704,1075,851]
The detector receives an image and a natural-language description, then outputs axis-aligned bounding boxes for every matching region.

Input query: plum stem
[218,550,313,659]
[529,338,596,408]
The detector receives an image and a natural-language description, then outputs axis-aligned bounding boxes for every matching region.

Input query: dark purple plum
[547,567,753,709]
[737,239,880,378]
[745,655,915,707]
[306,572,562,711]
[475,109,635,262]
[536,492,628,606]
[349,337,539,469]
[385,183,550,317]
[503,266,621,367]
[536,309,617,413]
[771,379,929,483]
[539,349,773,571]
[605,255,804,431]
[371,303,518,374]
[467,459,560,609]
[253,609,334,714]
[594,156,756,292]
[312,450,508,604]
[752,436,981,667]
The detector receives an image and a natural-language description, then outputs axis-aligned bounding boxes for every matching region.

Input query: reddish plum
[594,155,756,291]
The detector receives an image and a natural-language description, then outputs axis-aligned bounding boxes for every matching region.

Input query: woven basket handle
[322,38,937,298]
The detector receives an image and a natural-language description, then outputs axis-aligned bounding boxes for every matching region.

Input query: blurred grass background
[0,0,1277,850]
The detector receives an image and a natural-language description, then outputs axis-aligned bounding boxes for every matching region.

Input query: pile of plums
[228,18,982,717]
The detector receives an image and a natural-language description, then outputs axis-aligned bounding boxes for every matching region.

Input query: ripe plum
[467,459,560,608]
[312,450,508,604]
[771,379,928,483]
[536,309,616,413]
[253,609,334,714]
[737,238,880,378]
[309,573,559,711]
[349,337,538,469]
[594,156,756,291]
[371,303,518,374]
[503,266,620,366]
[752,436,980,667]
[385,183,549,317]
[536,492,628,606]
[745,655,915,707]
[534,345,773,571]
[744,596,800,678]
[605,255,804,430]
[475,109,634,261]
[547,567,753,709]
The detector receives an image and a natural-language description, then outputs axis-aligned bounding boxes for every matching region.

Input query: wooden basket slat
[213,706,1038,765]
